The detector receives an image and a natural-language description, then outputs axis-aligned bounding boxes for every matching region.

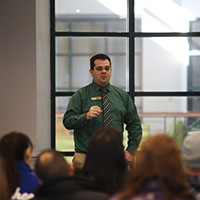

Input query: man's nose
[102,68,106,73]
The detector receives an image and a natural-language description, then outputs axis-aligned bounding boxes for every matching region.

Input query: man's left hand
[124,150,133,165]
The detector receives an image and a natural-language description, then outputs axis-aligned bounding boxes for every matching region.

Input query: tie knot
[101,87,107,94]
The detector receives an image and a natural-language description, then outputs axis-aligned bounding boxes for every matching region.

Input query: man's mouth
[101,76,107,79]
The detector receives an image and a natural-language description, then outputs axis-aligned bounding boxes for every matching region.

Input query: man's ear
[89,68,93,76]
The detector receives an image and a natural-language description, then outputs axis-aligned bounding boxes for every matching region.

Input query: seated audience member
[182,132,200,193]
[0,156,11,200]
[33,149,109,200]
[110,134,195,200]
[34,149,70,185]
[0,132,40,200]
[83,126,128,195]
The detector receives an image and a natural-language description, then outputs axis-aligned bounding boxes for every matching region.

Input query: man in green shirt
[63,54,142,170]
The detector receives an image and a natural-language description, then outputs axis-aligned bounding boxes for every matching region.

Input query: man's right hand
[86,106,102,120]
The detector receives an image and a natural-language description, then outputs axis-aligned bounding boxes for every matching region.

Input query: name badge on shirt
[91,96,102,100]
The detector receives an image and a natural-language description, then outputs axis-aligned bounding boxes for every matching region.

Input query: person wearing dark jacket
[33,149,109,200]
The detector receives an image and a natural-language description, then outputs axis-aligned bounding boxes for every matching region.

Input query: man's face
[89,59,112,87]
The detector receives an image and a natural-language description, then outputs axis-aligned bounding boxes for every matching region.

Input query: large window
[51,0,200,160]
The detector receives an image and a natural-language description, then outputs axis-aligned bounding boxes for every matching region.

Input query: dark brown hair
[83,126,127,194]
[0,132,33,195]
[90,53,111,70]
[119,134,195,200]
[0,156,11,200]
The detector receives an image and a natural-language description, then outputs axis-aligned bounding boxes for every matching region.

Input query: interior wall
[0,0,50,153]
[36,0,51,152]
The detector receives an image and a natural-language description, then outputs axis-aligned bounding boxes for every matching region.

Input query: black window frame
[50,0,200,156]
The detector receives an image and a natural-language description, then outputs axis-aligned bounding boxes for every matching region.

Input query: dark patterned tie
[101,87,112,126]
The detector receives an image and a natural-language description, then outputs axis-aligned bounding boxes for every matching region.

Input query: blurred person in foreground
[110,134,196,200]
[33,149,109,200]
[0,131,40,200]
[83,126,128,195]
[182,132,200,194]
[0,156,11,200]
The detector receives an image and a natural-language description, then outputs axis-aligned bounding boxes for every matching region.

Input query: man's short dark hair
[35,149,69,184]
[90,54,111,70]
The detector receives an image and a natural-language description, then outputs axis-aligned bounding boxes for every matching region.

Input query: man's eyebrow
[95,65,111,69]
[96,65,110,67]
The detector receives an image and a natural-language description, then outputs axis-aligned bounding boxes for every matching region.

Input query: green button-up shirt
[63,82,142,153]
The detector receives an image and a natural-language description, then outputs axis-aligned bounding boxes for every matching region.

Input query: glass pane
[56,37,128,91]
[135,96,200,148]
[56,97,74,152]
[135,0,200,32]
[55,0,127,32]
[56,37,68,54]
[135,37,200,91]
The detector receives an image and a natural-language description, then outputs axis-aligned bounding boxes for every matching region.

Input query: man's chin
[100,81,109,86]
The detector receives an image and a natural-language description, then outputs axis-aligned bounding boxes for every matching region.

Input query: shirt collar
[91,81,110,92]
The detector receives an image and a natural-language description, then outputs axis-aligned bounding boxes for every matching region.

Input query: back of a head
[0,132,33,194]
[0,131,33,161]
[84,126,127,194]
[85,126,126,172]
[182,132,200,169]
[121,134,193,199]
[35,149,69,184]
[136,134,183,178]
